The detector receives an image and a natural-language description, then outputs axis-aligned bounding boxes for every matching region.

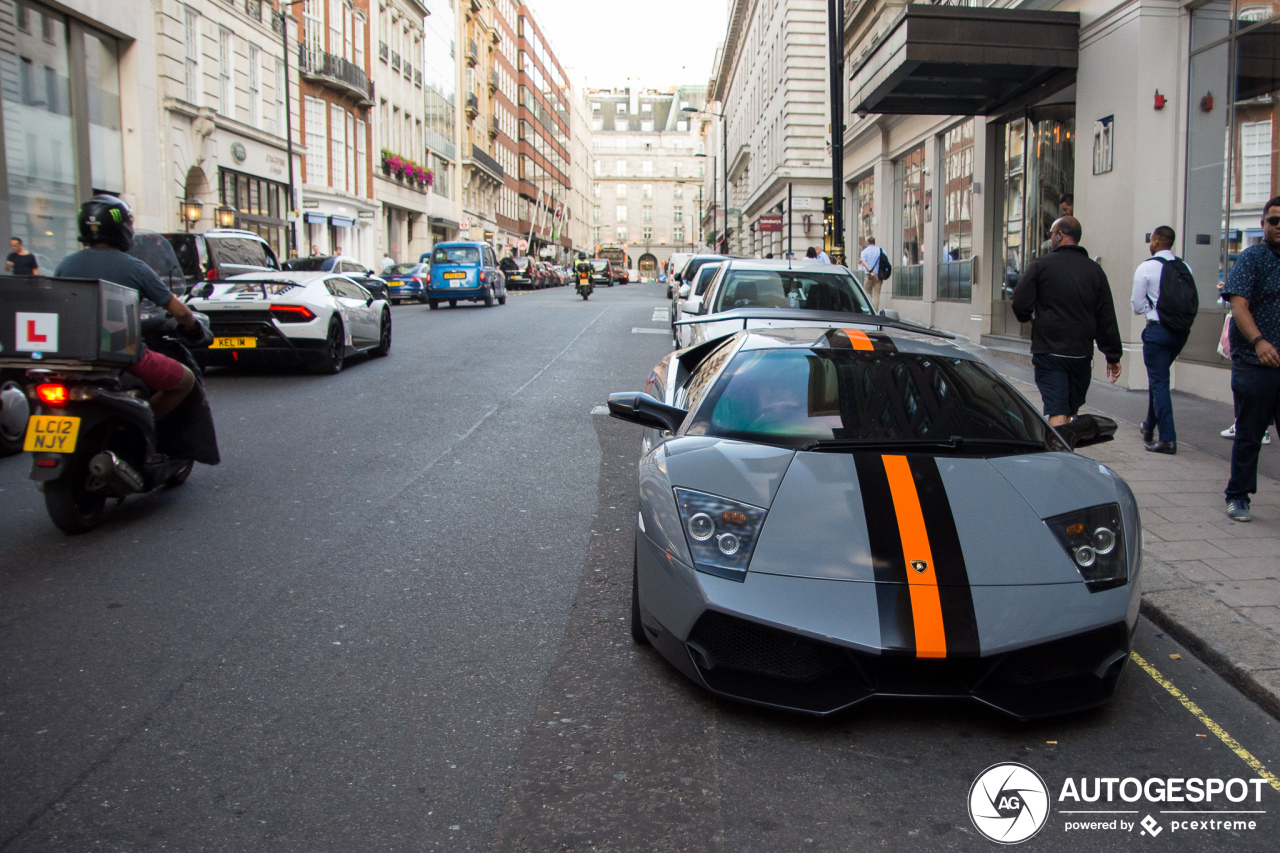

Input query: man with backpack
[1131,225,1198,454]
[858,237,891,311]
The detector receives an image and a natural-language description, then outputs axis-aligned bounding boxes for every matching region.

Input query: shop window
[853,172,875,274]
[938,119,975,301]
[893,145,925,298]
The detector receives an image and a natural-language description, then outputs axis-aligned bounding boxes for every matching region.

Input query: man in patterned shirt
[1222,195,1280,522]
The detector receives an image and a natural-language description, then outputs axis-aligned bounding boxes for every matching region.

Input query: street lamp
[683,106,728,255]
[182,198,203,231]
[273,0,307,257]
[215,203,237,228]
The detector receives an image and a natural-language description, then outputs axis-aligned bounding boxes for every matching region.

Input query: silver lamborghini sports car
[609,318,1138,719]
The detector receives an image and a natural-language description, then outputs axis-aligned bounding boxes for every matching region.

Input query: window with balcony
[642,205,652,222]
[643,226,652,240]
[616,226,627,241]
[673,208,682,222]
[673,225,684,242]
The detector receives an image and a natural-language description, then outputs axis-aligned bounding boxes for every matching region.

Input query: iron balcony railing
[298,46,375,104]
[465,92,479,116]
[466,40,479,66]
[414,69,422,87]
[403,59,412,80]
[379,41,389,61]
[391,51,400,71]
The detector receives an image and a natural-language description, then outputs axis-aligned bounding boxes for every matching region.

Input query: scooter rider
[55,195,202,420]
[574,251,593,279]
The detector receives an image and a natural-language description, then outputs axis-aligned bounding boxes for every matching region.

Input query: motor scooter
[576,269,593,300]
[24,309,218,533]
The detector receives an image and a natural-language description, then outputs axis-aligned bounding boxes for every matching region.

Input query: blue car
[421,242,506,309]
[381,262,430,304]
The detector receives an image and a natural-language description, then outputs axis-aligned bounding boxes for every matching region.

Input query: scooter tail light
[35,383,69,407]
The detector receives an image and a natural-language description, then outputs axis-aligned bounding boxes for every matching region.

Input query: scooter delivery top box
[0,277,140,368]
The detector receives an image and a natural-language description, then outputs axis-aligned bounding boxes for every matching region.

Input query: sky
[520,0,729,91]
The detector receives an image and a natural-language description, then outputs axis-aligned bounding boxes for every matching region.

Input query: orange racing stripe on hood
[842,328,875,351]
[881,454,947,659]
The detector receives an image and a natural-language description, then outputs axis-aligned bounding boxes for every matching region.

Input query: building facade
[492,0,522,253]
[154,0,302,259]
[459,0,504,248]
[1,0,164,268]
[589,85,706,275]
[565,72,593,256]
[372,0,429,264]
[514,5,572,262]
[421,0,460,247]
[296,0,376,265]
[709,0,834,261]
[839,0,1280,403]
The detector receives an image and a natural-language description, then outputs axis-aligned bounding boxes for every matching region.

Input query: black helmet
[577,251,587,260]
[77,194,134,251]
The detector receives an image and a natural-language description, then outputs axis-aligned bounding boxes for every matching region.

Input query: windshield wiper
[800,436,1046,453]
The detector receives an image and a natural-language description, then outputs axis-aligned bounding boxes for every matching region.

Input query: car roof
[728,323,976,359]
[718,258,851,272]
[433,241,486,248]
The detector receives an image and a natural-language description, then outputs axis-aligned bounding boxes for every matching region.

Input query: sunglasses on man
[1266,215,1280,227]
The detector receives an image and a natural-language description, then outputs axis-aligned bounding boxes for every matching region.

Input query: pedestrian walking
[1011,216,1122,427]
[1221,195,1280,522]
[1131,226,1198,454]
[858,238,886,310]
[5,237,39,276]
[380,251,394,271]
[806,247,817,259]
[816,247,832,264]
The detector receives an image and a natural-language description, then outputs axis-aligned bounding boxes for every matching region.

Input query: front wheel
[372,309,391,356]
[44,459,108,534]
[428,299,439,310]
[484,287,495,308]
[630,549,649,645]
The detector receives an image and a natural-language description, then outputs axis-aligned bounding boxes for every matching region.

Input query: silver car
[609,320,1136,719]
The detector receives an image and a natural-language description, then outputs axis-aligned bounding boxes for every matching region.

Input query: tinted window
[164,234,204,278]
[283,257,327,271]
[680,256,725,283]
[434,245,480,265]
[693,262,722,296]
[685,348,1048,449]
[208,237,269,270]
[501,257,531,271]
[387,263,423,275]
[711,270,873,315]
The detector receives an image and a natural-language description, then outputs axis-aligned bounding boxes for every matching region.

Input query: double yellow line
[1131,651,1280,794]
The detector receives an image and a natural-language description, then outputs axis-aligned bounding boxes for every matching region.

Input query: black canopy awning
[849,5,1080,116]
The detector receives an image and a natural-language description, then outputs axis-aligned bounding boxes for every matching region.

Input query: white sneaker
[1266,431,1272,446]
[1222,424,1236,438]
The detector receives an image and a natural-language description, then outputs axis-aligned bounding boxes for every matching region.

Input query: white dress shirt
[1131,249,1188,323]
[859,245,883,274]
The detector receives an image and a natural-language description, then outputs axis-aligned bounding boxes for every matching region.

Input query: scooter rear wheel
[44,455,107,534]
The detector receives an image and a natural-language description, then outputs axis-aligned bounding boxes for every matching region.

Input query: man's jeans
[1141,323,1189,442]
[1226,360,1280,502]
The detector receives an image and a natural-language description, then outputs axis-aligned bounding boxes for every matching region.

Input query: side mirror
[678,283,691,299]
[607,392,688,434]
[366,296,374,306]
[1055,414,1118,449]
[879,308,900,321]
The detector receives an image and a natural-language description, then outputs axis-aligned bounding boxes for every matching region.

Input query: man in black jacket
[1012,216,1123,426]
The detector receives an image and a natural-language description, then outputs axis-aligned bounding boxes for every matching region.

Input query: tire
[166,460,194,488]
[372,309,391,357]
[310,316,345,374]
[448,299,457,308]
[630,548,649,645]
[498,294,506,305]
[391,298,401,306]
[484,287,495,308]
[0,380,29,457]
[428,299,439,310]
[44,456,108,534]
[582,291,589,300]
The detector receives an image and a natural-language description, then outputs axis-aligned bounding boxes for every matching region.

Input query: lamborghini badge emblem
[910,559,929,574]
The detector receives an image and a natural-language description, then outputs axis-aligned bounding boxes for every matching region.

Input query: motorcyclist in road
[574,251,593,279]
[54,195,203,420]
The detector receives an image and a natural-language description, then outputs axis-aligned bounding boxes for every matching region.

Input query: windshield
[434,246,480,265]
[501,257,531,270]
[684,348,1049,451]
[386,263,422,275]
[711,269,873,315]
[282,257,327,271]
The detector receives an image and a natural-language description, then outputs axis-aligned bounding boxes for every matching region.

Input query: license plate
[24,415,81,454]
[443,271,466,280]
[210,337,257,349]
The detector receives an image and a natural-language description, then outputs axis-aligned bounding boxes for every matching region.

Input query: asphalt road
[1,281,1277,852]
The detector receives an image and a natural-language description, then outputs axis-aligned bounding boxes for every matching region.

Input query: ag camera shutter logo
[969,763,1051,844]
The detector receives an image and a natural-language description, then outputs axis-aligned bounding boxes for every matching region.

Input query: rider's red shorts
[126,348,187,391]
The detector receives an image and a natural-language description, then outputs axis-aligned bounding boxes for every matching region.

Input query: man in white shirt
[380,252,394,272]
[1131,225,1191,453]
[858,238,885,310]
[816,248,832,264]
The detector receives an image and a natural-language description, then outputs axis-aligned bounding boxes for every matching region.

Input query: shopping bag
[1218,314,1232,359]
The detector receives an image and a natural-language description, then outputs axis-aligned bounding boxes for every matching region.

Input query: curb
[1139,559,1280,721]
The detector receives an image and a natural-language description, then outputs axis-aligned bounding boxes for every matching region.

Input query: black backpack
[876,248,892,280]
[1153,256,1199,333]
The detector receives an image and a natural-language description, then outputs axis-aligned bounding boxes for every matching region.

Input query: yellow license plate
[24,415,81,454]
[210,337,257,349]
[443,271,466,279]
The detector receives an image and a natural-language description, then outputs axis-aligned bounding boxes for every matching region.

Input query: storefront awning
[428,216,460,231]
[304,212,327,224]
[849,5,1079,116]
[329,215,355,227]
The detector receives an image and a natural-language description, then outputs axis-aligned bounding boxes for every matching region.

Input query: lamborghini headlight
[1044,503,1127,592]
[673,487,767,581]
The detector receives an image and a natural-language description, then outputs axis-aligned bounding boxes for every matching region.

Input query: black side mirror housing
[1055,414,1118,449]
[607,392,688,434]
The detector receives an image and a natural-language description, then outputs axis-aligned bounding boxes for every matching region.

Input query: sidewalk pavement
[974,351,1280,720]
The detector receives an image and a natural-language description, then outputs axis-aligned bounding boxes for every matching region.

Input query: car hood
[742,450,1114,586]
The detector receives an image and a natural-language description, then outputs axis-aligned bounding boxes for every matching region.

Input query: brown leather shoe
[1144,440,1177,454]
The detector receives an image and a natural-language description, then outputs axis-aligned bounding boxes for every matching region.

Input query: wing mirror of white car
[607,392,688,434]
[365,295,374,306]
[678,283,691,299]
[879,308,900,321]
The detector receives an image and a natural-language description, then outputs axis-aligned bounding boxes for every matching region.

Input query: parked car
[186,271,391,374]
[611,319,1133,719]
[162,229,281,286]
[673,261,724,347]
[281,255,390,301]
[425,241,506,308]
[500,256,537,289]
[129,231,189,295]
[380,262,431,303]
[671,254,731,326]
[587,258,612,287]
[667,252,694,298]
